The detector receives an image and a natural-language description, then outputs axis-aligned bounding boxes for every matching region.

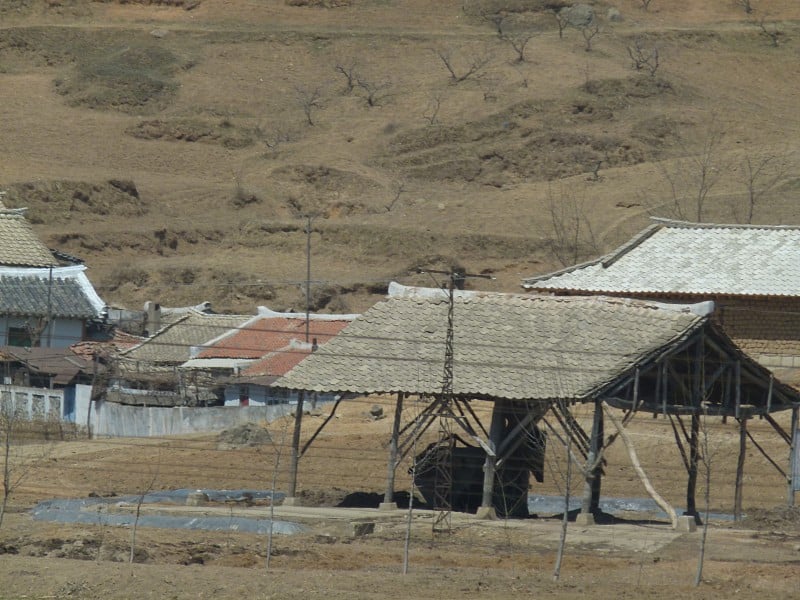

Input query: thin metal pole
[305,215,312,344]
[789,406,799,507]
[734,418,747,521]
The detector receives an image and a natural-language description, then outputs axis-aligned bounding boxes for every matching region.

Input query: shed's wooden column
[477,400,507,519]
[577,398,604,525]
[284,391,305,506]
[381,392,404,510]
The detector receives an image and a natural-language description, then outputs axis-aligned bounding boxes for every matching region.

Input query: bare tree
[757,16,782,47]
[737,0,755,14]
[736,152,791,223]
[552,9,568,40]
[500,30,535,63]
[294,84,324,126]
[551,400,573,582]
[694,411,716,586]
[422,92,443,126]
[265,418,290,570]
[580,22,600,52]
[638,0,655,10]
[627,37,660,76]
[333,56,359,94]
[356,77,392,107]
[479,8,507,36]
[0,394,52,530]
[433,47,492,84]
[261,124,295,154]
[657,119,727,223]
[386,180,408,212]
[545,184,600,267]
[129,451,159,563]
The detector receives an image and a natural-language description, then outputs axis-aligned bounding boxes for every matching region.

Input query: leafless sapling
[422,92,443,126]
[356,76,392,107]
[737,152,791,223]
[694,410,717,587]
[737,0,755,14]
[545,184,600,267]
[757,16,782,47]
[656,118,727,223]
[265,417,290,570]
[333,56,359,94]
[129,451,160,564]
[433,47,492,84]
[627,37,660,76]
[294,84,324,126]
[552,9,568,40]
[500,30,535,63]
[581,22,600,52]
[638,0,655,10]
[386,180,407,212]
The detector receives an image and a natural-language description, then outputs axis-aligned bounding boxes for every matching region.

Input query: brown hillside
[0,0,798,314]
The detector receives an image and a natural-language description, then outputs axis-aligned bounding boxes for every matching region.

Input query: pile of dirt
[741,506,800,532]
[216,423,272,450]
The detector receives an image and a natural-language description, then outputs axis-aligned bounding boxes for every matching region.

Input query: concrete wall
[90,401,300,437]
[0,385,66,421]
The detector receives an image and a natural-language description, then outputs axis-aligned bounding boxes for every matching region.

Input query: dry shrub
[104,266,149,291]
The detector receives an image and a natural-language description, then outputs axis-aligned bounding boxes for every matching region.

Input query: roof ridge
[650,217,800,231]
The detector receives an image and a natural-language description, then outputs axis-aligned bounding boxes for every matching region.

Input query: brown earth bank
[0,0,798,313]
[2,396,800,599]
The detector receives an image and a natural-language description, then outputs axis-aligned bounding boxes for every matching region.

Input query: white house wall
[0,315,85,348]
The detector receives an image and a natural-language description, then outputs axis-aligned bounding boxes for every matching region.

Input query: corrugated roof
[0,275,98,319]
[0,212,57,267]
[524,219,800,296]
[274,287,706,401]
[121,310,253,363]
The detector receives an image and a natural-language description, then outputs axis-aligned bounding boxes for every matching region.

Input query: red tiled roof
[198,317,352,359]
[240,344,313,379]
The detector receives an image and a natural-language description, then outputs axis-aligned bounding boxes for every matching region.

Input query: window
[7,326,31,347]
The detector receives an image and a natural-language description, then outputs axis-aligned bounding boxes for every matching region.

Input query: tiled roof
[0,275,98,319]
[240,341,313,379]
[198,315,354,359]
[0,212,57,267]
[121,310,253,363]
[274,286,706,401]
[524,219,800,297]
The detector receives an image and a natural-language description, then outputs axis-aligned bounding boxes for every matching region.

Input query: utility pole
[420,267,492,532]
[304,215,313,344]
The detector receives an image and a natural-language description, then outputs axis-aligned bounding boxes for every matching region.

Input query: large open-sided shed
[275,283,800,523]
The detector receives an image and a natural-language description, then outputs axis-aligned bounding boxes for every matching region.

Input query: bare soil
[0,1,798,314]
[2,396,800,599]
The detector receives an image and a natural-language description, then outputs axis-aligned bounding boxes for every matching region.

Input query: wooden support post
[285,391,305,504]
[790,406,799,507]
[579,398,604,524]
[477,400,506,519]
[686,413,700,522]
[734,418,747,521]
[381,392,404,509]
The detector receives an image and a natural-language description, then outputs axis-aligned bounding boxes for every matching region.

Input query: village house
[112,303,254,406]
[523,218,800,384]
[0,205,106,348]
[0,202,107,426]
[180,306,358,406]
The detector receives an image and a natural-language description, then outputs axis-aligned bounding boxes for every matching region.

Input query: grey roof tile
[0,275,97,319]
[122,310,254,363]
[0,213,57,267]
[524,219,800,296]
[275,291,703,401]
